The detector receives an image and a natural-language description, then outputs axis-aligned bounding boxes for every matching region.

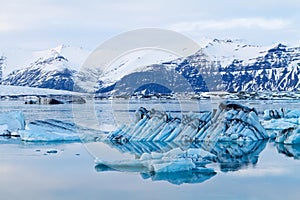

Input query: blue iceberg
[19,119,99,142]
[0,111,25,136]
[262,108,300,144]
[107,102,268,142]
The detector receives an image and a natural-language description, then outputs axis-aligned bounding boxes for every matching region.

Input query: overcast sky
[0,0,300,51]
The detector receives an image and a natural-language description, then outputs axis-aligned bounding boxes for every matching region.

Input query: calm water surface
[0,99,300,200]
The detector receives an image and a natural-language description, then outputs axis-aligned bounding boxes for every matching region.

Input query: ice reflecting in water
[201,141,267,172]
[93,140,267,185]
[276,143,300,160]
[1,99,300,199]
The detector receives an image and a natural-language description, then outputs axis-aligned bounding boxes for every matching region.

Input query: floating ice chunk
[263,108,285,120]
[95,139,265,184]
[19,119,80,142]
[275,126,300,144]
[95,145,214,174]
[196,102,268,142]
[262,119,298,130]
[152,159,195,173]
[163,148,185,159]
[263,108,300,120]
[0,111,25,135]
[262,108,300,143]
[0,124,9,135]
[151,152,164,159]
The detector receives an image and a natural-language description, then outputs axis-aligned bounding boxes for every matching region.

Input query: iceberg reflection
[94,140,267,185]
[276,143,300,159]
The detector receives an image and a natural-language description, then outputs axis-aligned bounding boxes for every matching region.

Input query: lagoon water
[1,99,300,200]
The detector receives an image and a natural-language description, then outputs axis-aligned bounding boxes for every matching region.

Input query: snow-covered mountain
[2,45,90,91]
[96,39,300,95]
[219,43,300,91]
[2,39,300,94]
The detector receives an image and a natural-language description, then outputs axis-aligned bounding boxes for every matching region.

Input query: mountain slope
[220,43,300,91]
[2,45,90,91]
[96,40,300,95]
[2,40,300,94]
[2,50,75,91]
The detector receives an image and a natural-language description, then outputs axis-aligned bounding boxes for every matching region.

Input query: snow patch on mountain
[2,45,90,76]
[2,45,90,91]
[202,39,271,66]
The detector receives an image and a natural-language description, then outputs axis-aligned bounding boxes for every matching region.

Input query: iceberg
[18,119,99,142]
[262,108,300,144]
[0,111,26,136]
[106,102,268,142]
[275,126,300,144]
[263,108,300,120]
[95,146,216,185]
[276,143,300,159]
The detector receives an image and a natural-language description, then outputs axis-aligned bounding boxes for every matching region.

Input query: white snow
[0,85,83,96]
[33,44,90,71]
[201,39,276,66]
[2,44,90,76]
[98,48,179,88]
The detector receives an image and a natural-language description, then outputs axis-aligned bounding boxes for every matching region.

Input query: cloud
[0,1,299,49]
[168,18,291,32]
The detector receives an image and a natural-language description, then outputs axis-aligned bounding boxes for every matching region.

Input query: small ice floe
[107,102,268,142]
[275,126,300,144]
[0,111,26,136]
[262,108,300,144]
[46,149,58,154]
[263,108,300,120]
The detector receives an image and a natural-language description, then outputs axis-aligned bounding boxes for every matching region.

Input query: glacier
[106,102,268,143]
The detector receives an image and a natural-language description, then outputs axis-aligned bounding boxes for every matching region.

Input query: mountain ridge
[2,40,300,93]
